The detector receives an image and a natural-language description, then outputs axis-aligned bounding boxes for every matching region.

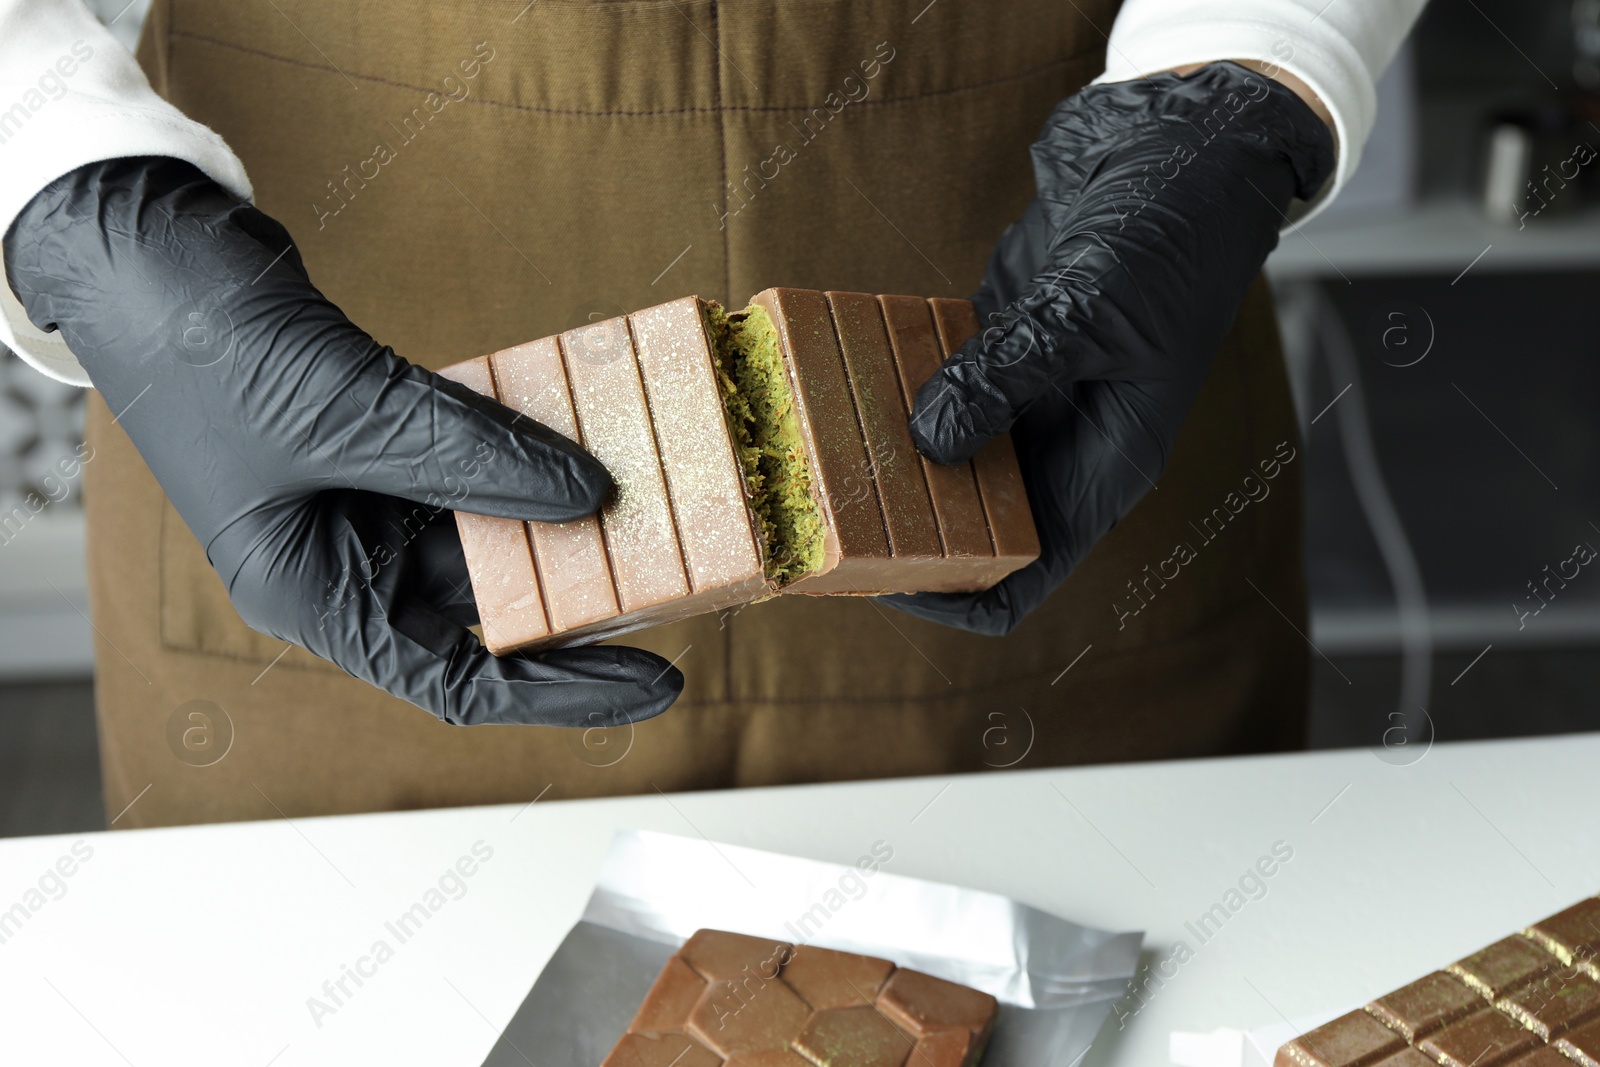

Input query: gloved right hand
[883,62,1334,636]
[4,156,683,728]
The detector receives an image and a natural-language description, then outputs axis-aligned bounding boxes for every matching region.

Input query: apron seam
[710,0,730,301]
[166,29,1094,116]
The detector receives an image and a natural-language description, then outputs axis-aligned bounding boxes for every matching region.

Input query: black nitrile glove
[4,157,683,726]
[884,62,1335,635]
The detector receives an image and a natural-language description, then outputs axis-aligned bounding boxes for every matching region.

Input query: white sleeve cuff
[0,0,252,386]
[1093,0,1427,225]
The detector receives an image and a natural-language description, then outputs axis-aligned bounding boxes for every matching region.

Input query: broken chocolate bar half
[441,288,1039,653]
[600,929,997,1067]
[1275,896,1600,1067]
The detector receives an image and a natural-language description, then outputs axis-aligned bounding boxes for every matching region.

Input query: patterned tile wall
[0,356,86,515]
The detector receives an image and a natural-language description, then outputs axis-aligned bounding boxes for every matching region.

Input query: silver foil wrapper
[482,830,1142,1067]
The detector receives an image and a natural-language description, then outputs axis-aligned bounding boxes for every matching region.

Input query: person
[0,0,1427,828]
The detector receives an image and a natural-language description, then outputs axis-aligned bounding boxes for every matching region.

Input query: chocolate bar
[600,929,997,1067]
[1275,896,1600,1067]
[443,288,1040,653]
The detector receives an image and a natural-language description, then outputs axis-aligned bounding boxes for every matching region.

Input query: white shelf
[0,510,92,678]
[1312,603,1600,654]
[1266,196,1600,279]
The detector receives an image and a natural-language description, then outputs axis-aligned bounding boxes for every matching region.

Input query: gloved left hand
[4,156,684,727]
[883,62,1335,635]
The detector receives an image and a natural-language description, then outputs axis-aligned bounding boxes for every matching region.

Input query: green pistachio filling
[704,300,825,583]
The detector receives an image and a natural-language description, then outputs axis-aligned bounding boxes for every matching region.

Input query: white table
[1,733,1594,1066]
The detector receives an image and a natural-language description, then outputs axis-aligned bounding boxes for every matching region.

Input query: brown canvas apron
[86,0,1309,828]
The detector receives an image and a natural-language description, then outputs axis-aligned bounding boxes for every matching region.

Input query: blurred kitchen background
[1279,0,1600,751]
[2,0,1597,837]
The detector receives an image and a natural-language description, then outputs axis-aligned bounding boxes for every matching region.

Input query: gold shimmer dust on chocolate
[443,289,1040,653]
[600,929,997,1067]
[1275,896,1600,1067]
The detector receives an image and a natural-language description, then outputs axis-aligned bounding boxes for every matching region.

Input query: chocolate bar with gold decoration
[439,288,1039,653]
[1275,896,1600,1067]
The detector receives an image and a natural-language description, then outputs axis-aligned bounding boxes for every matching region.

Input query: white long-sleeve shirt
[1094,0,1427,215]
[0,0,1427,385]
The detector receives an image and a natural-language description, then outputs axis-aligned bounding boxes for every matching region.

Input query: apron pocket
[159,499,339,672]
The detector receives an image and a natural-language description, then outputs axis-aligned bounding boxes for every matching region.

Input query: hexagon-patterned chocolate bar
[602,929,996,1067]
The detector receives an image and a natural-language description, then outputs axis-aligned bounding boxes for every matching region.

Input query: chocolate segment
[915,1030,978,1067]
[794,1005,914,1066]
[1277,1010,1405,1067]
[876,968,999,1041]
[1511,1048,1587,1067]
[604,930,995,1067]
[434,357,550,651]
[688,977,811,1057]
[752,288,891,594]
[825,291,942,564]
[631,298,767,601]
[1558,1016,1600,1065]
[561,317,690,613]
[780,945,895,1010]
[679,930,793,982]
[1365,971,1482,1041]
[1370,1052,1447,1067]
[1449,937,1561,999]
[722,1053,816,1067]
[877,295,992,561]
[631,956,709,1034]
[1526,898,1600,966]
[1417,1008,1540,1067]
[487,337,619,639]
[1498,972,1600,1040]
[928,297,1041,572]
